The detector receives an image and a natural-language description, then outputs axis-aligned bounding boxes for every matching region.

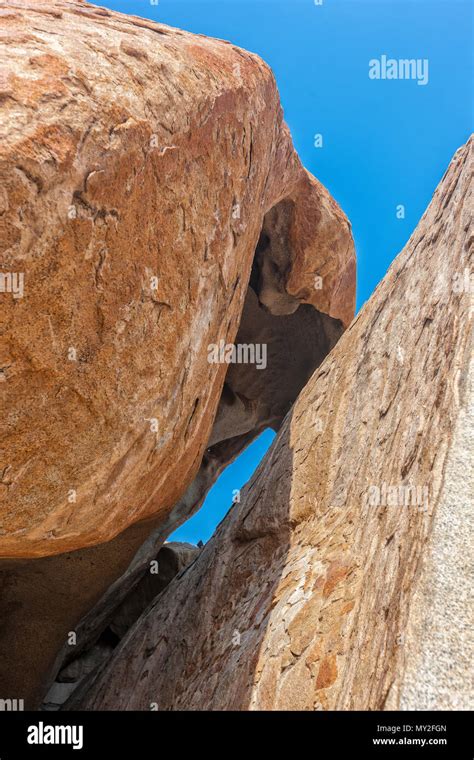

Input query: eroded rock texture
[0,0,355,708]
[0,0,354,559]
[42,542,199,710]
[71,138,473,711]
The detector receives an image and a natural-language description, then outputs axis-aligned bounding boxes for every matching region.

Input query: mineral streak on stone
[70,138,473,711]
[0,0,355,560]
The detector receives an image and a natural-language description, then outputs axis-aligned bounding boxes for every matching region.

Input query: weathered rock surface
[42,542,198,710]
[110,541,199,639]
[0,0,355,709]
[70,138,473,711]
[0,0,354,560]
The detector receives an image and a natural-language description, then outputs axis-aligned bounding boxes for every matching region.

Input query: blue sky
[102,0,472,543]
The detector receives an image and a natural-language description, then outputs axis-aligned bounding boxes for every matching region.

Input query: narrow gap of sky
[101,0,473,543]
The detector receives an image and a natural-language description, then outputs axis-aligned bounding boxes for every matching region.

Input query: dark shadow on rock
[0,518,156,709]
[63,417,295,710]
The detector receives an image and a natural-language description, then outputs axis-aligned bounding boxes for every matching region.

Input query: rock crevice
[67,137,473,712]
[0,0,354,709]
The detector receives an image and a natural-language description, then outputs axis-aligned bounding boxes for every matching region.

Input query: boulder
[69,138,473,710]
[0,0,355,708]
[109,541,199,639]
[0,0,354,559]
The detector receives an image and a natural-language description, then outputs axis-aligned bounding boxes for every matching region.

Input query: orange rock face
[0,0,355,558]
[70,139,472,711]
